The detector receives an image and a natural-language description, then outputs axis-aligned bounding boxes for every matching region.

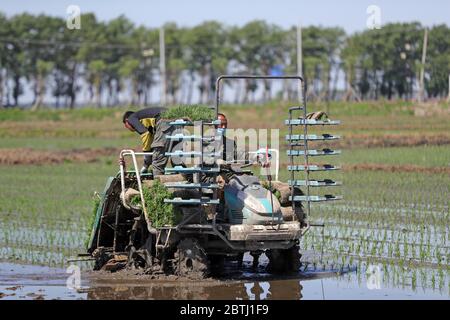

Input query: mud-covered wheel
[92,247,112,271]
[266,245,302,274]
[174,238,210,278]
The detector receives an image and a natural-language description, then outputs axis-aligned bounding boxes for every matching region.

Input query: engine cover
[224,175,283,225]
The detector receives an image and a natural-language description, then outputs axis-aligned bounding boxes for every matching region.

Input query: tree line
[0,12,449,109]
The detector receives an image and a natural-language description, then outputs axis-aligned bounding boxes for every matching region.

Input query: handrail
[119,149,156,234]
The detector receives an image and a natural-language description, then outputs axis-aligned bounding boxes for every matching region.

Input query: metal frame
[113,75,338,254]
[285,94,343,219]
[214,75,307,242]
[163,119,221,208]
[119,149,157,234]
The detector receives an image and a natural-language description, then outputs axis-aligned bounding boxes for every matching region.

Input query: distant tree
[31,59,54,110]
[343,23,423,100]
[184,21,227,103]
[0,11,449,107]
[341,34,363,101]
[426,25,450,98]
[163,23,187,105]
[131,26,158,106]
[6,13,37,106]
[118,57,140,105]
[284,26,345,102]
[0,12,9,106]
[73,13,105,108]
[230,21,285,103]
[88,59,107,107]
[103,15,135,106]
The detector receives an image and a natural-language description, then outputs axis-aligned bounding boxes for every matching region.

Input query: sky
[0,0,449,33]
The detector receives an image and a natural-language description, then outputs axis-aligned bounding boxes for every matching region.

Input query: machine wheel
[209,254,226,272]
[266,245,302,274]
[92,247,112,271]
[174,238,210,278]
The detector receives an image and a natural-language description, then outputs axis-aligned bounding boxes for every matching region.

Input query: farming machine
[84,76,342,277]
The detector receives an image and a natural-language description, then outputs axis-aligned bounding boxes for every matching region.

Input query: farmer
[216,113,233,161]
[201,113,235,164]
[202,112,251,171]
[212,113,262,167]
[123,107,175,176]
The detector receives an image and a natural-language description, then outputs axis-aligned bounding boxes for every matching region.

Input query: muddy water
[0,259,448,300]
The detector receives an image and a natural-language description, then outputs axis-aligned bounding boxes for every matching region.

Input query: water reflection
[85,278,304,300]
[84,260,355,300]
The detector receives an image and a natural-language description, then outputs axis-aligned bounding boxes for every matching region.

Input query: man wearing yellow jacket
[122,107,168,176]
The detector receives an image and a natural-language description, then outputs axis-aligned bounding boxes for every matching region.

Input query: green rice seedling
[431,272,437,290]
[411,270,417,291]
[161,105,215,121]
[131,180,183,228]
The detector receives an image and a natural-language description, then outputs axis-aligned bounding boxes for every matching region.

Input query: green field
[0,101,449,292]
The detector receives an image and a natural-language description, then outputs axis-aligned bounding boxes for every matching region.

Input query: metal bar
[125,172,153,177]
[285,134,340,141]
[113,205,120,253]
[290,195,343,202]
[199,121,204,205]
[121,152,155,156]
[96,210,104,249]
[289,107,296,222]
[263,147,275,224]
[177,224,215,230]
[285,119,341,126]
[164,150,221,157]
[162,228,172,249]
[302,81,311,220]
[287,149,341,156]
[119,150,156,234]
[165,134,218,142]
[288,180,342,187]
[287,164,340,172]
[165,166,220,174]
[164,198,220,205]
[164,182,219,189]
[309,223,325,227]
[169,119,221,126]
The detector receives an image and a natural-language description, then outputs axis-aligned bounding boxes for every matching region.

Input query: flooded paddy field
[0,104,449,300]
[0,254,447,300]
